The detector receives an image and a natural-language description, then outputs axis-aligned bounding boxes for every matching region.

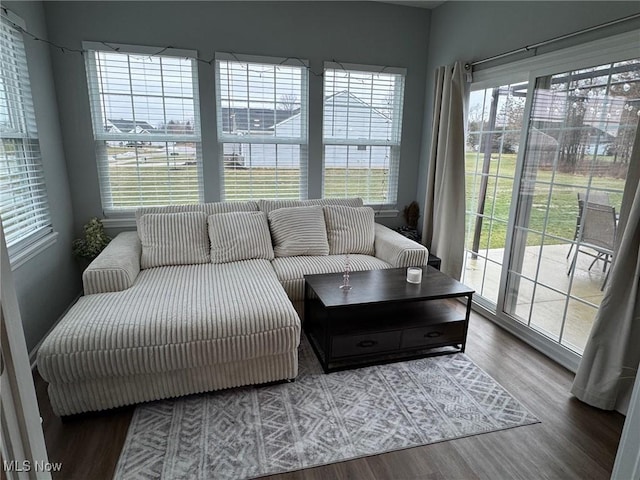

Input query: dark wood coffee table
[304,267,474,373]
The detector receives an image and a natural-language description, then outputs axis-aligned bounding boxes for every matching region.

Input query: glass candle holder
[339,254,352,292]
[406,267,422,284]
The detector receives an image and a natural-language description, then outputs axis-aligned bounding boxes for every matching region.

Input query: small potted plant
[397,201,421,242]
[72,217,111,269]
[403,201,420,229]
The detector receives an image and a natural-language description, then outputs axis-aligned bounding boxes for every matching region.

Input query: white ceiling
[375,0,446,9]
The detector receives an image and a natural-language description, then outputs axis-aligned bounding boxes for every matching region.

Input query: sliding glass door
[463,79,528,306]
[505,60,638,353]
[464,50,640,356]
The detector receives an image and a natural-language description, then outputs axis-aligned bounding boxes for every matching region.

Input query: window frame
[466,29,640,372]
[83,41,203,215]
[322,61,406,207]
[215,52,310,201]
[1,9,56,267]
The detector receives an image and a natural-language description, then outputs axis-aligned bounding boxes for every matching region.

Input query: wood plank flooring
[35,311,625,480]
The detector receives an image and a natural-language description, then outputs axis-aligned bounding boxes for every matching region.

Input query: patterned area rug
[115,337,539,479]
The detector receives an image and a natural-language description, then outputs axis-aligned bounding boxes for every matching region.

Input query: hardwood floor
[35,312,625,480]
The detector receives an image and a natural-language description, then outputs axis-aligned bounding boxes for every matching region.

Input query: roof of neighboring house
[272,91,390,130]
[218,91,390,134]
[527,127,559,151]
[107,119,156,132]
[325,90,391,118]
[581,125,617,143]
[220,108,298,133]
[541,124,616,144]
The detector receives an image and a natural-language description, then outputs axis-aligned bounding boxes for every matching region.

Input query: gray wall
[417,1,640,216]
[4,2,80,351]
[7,0,639,350]
[43,1,431,230]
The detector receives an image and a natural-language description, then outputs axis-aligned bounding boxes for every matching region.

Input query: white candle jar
[406,267,422,284]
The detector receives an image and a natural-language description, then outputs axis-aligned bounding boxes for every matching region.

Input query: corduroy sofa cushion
[268,205,330,257]
[271,254,392,301]
[208,211,274,263]
[258,197,363,214]
[137,211,210,269]
[37,260,300,385]
[323,205,376,255]
[82,232,141,294]
[135,200,259,219]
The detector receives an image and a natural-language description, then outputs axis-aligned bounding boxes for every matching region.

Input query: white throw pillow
[137,212,210,269]
[208,212,274,263]
[268,205,330,257]
[323,205,375,255]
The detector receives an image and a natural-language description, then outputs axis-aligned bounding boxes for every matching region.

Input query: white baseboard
[29,292,82,370]
[470,301,581,373]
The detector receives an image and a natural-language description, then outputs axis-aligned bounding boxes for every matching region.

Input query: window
[216,53,308,201]
[84,43,202,214]
[463,31,640,362]
[323,63,406,205]
[0,12,52,256]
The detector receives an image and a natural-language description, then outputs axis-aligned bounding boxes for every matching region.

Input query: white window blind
[216,53,308,201]
[84,42,202,214]
[0,12,52,254]
[323,62,406,205]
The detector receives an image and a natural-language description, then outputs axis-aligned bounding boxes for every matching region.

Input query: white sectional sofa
[37,198,428,416]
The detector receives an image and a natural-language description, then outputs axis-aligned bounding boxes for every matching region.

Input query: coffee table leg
[303,281,331,373]
[462,293,473,353]
[304,281,309,327]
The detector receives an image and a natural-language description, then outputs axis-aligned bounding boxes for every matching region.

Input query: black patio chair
[567,201,617,291]
[566,191,610,260]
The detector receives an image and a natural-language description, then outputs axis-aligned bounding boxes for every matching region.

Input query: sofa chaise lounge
[37,198,428,416]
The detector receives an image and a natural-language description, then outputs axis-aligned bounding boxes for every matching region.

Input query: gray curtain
[571,126,640,414]
[422,61,466,279]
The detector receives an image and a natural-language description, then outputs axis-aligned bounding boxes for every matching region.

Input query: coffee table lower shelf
[304,295,472,373]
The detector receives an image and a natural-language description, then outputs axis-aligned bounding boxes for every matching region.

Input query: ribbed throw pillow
[258,197,364,214]
[208,212,274,263]
[323,205,375,255]
[137,212,210,269]
[135,201,258,220]
[268,205,330,257]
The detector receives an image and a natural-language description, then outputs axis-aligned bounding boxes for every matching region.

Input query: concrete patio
[462,243,608,353]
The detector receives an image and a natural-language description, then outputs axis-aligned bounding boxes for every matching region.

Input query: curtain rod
[466,12,640,70]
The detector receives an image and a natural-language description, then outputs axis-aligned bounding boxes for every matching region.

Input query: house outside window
[323,62,406,206]
[215,53,309,201]
[0,12,53,261]
[84,42,202,214]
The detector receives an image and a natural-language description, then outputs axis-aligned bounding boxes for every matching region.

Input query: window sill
[103,210,400,226]
[101,209,398,230]
[373,209,399,218]
[10,231,59,271]
[101,217,136,230]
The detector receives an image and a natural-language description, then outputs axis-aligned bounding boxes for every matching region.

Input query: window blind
[0,13,52,252]
[323,63,406,205]
[84,43,202,213]
[216,53,309,201]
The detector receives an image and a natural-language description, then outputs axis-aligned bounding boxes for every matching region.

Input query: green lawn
[108,164,390,206]
[107,154,626,251]
[465,153,626,250]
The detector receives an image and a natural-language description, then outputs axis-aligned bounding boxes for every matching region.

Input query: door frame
[466,30,640,372]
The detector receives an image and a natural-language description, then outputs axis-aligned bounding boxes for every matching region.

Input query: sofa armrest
[82,232,141,295]
[374,223,428,268]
